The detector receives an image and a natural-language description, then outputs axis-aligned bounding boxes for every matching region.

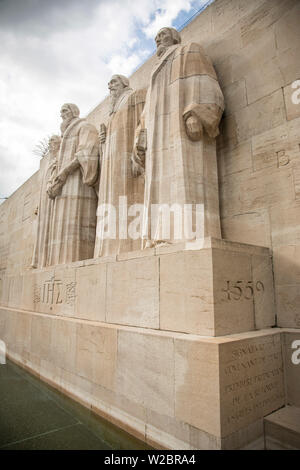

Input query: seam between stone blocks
[282,85,289,123]
[280,331,288,407]
[158,256,161,331]
[250,256,257,331]
[105,263,108,323]
[217,341,222,439]
[270,251,278,328]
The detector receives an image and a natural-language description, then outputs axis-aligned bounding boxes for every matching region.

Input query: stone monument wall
[0,0,300,450]
[0,172,39,279]
[1,0,299,328]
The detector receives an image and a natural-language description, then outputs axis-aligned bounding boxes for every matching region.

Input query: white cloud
[106,53,144,77]
[0,0,212,198]
[142,0,193,38]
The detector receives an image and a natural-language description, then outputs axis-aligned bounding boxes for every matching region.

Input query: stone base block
[0,307,287,449]
[0,238,275,336]
[264,406,300,450]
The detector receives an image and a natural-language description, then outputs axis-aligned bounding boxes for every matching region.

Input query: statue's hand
[131,161,140,178]
[55,169,67,184]
[48,178,64,198]
[131,151,145,177]
[47,186,54,199]
[131,127,146,177]
[184,114,203,141]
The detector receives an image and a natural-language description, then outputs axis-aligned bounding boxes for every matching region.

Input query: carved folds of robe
[141,42,224,244]
[31,153,57,268]
[94,88,146,257]
[48,119,99,265]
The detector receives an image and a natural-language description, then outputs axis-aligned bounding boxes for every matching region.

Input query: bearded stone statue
[47,103,99,265]
[94,75,146,257]
[31,135,61,269]
[132,27,225,247]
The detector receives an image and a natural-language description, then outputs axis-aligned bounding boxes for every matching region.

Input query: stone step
[264,406,300,450]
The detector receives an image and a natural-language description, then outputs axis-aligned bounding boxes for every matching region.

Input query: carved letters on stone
[222,338,284,431]
[33,276,76,306]
[66,281,76,305]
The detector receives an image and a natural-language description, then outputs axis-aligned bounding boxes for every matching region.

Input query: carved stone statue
[94,75,146,257]
[132,27,225,247]
[47,103,99,265]
[31,135,61,268]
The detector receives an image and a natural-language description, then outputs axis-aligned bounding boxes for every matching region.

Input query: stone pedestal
[0,308,287,449]
[0,238,298,449]
[0,238,275,336]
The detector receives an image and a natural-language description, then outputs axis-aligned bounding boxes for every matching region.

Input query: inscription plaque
[33,276,76,307]
[220,335,285,435]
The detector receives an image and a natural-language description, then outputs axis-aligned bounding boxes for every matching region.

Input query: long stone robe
[31,153,57,268]
[48,118,99,265]
[94,88,146,257]
[141,42,224,244]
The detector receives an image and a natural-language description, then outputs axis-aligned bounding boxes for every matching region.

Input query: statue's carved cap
[49,134,61,142]
[61,103,80,117]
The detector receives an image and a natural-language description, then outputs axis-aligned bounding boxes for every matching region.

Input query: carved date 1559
[222,280,264,301]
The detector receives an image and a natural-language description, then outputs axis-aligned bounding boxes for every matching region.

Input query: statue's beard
[157,44,168,57]
[60,116,73,135]
[109,90,122,114]
[49,146,59,158]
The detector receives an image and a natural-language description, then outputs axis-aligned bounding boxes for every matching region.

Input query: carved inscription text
[222,280,264,301]
[221,337,284,433]
[33,276,76,306]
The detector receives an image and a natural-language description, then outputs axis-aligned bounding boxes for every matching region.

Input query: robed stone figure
[94,75,146,257]
[31,135,61,268]
[47,103,99,265]
[132,27,225,247]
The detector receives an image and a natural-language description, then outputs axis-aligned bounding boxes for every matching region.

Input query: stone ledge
[0,238,276,336]
[264,405,300,450]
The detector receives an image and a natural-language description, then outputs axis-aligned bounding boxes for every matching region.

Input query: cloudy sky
[0,0,213,200]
